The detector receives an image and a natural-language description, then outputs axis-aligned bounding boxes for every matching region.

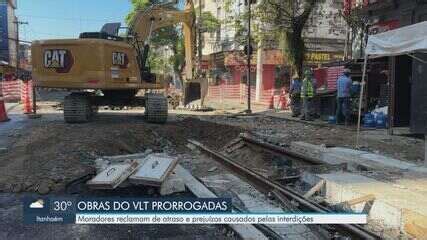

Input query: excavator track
[63,93,94,123]
[145,93,168,123]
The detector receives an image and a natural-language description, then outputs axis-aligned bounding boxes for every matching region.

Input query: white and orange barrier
[0,82,9,122]
[206,82,289,110]
[1,80,21,102]
[21,80,33,114]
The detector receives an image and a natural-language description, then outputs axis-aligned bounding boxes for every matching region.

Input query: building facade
[0,0,17,67]
[196,0,347,104]
[362,0,427,31]
[345,0,427,134]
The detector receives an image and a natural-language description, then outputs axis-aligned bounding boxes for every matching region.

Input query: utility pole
[245,0,254,114]
[198,0,203,66]
[13,20,28,78]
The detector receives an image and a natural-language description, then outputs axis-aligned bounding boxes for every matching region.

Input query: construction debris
[160,173,186,196]
[88,153,179,189]
[129,153,178,187]
[303,179,325,199]
[173,165,269,240]
[87,161,139,189]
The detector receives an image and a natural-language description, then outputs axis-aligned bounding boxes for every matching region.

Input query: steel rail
[188,139,381,240]
[239,133,325,165]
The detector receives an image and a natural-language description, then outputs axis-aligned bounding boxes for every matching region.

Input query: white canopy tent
[356,21,427,164]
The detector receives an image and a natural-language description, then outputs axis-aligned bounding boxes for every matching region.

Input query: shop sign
[304,52,344,64]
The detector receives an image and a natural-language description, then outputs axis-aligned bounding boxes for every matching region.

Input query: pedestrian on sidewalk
[300,69,315,121]
[336,68,352,125]
[290,73,302,117]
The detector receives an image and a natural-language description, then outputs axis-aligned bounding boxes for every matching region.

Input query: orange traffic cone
[0,85,9,122]
[268,95,274,109]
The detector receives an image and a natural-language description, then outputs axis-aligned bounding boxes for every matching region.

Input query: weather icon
[29,199,45,209]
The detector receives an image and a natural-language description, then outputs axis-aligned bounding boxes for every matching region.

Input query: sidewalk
[205,98,364,131]
[262,110,364,132]
[204,98,269,114]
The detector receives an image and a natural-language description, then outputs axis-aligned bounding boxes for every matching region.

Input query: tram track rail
[188,139,381,240]
[239,133,324,165]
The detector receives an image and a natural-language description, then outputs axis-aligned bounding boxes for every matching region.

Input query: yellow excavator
[31,1,200,123]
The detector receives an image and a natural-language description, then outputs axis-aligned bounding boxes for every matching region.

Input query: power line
[7,37,31,44]
[17,14,125,23]
[27,26,75,38]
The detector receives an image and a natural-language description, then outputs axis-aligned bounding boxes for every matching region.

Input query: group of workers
[289,68,352,125]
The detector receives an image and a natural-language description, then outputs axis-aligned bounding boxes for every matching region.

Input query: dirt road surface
[0,91,424,239]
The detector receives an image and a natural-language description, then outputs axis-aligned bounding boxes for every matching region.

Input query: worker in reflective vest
[300,69,315,121]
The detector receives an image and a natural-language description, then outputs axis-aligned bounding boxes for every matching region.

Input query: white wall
[303,0,347,52]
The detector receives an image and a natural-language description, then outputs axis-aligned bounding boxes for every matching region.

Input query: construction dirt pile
[0,117,242,194]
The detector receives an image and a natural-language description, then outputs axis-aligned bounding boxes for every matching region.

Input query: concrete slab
[291,141,427,174]
[317,172,427,238]
[290,142,328,161]
[87,161,139,189]
[328,147,365,159]
[129,154,178,186]
[322,152,390,171]
[359,153,414,170]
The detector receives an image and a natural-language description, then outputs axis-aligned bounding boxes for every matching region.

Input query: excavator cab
[79,23,124,41]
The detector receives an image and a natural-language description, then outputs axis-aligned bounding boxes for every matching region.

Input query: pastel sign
[112,52,128,68]
[44,49,73,73]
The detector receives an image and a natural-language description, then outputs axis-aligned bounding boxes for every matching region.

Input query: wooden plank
[362,200,375,214]
[101,152,151,162]
[303,179,325,198]
[344,194,376,206]
[403,209,427,239]
[174,165,268,240]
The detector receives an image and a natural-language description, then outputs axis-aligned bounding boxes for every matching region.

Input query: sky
[16,0,132,42]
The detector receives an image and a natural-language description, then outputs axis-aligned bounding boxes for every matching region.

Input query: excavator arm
[129,1,196,84]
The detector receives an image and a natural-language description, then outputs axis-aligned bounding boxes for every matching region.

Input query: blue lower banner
[23,197,367,224]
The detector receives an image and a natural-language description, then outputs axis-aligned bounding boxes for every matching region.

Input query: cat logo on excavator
[112,52,128,68]
[44,49,73,73]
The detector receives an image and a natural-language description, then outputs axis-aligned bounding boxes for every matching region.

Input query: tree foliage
[126,0,184,78]
[125,0,153,25]
[222,0,322,77]
[195,8,221,33]
[258,0,321,77]
[125,0,220,81]
[340,5,368,58]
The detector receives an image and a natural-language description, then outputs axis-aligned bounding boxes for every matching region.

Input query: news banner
[23,197,367,224]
